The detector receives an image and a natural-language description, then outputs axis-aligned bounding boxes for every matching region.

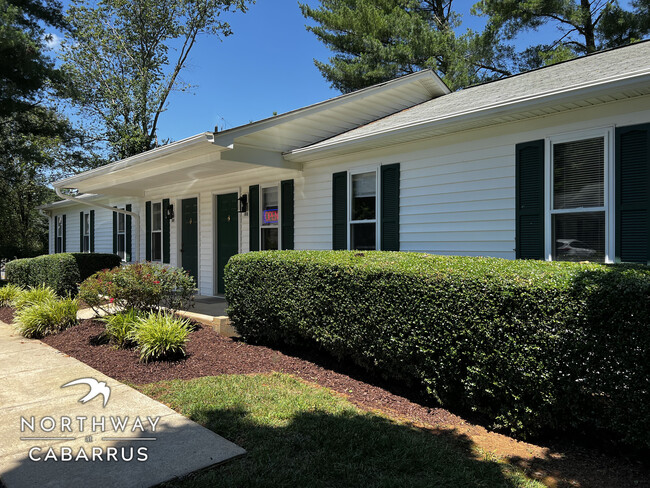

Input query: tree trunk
[581,0,597,53]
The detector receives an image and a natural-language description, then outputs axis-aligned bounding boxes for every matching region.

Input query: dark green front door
[216,193,238,294]
[181,198,198,284]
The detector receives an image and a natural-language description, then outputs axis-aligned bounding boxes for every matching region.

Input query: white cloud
[44,32,62,51]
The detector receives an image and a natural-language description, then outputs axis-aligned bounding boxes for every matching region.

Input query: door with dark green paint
[216,193,238,294]
[181,198,198,284]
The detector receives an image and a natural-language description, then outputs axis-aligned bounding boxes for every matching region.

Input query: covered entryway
[215,193,239,295]
[181,197,198,283]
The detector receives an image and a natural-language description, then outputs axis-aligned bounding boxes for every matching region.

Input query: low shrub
[101,309,142,348]
[12,285,57,311]
[0,283,23,307]
[14,297,78,338]
[78,262,195,314]
[225,251,650,450]
[130,311,192,362]
[5,253,121,296]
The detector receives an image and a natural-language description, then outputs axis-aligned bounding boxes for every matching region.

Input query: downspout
[37,208,51,254]
[54,187,141,262]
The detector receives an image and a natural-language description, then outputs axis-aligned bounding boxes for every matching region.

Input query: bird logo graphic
[61,378,111,407]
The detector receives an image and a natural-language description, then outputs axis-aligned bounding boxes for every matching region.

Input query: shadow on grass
[145,374,540,488]
[161,407,536,488]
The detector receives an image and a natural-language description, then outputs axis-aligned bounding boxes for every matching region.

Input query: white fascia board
[286,70,650,162]
[38,194,102,210]
[211,70,450,148]
[53,132,215,189]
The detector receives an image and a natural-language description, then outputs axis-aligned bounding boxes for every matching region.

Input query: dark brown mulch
[0,306,14,324]
[39,319,649,488]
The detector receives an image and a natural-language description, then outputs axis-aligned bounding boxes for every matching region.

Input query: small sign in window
[263,208,279,224]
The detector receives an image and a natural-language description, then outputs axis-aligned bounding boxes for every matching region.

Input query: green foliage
[474,0,650,70]
[78,262,195,314]
[0,283,23,307]
[101,308,142,348]
[139,373,545,488]
[61,0,252,159]
[0,0,97,260]
[225,251,650,450]
[11,284,57,311]
[300,0,511,92]
[130,311,191,362]
[5,253,121,296]
[14,297,78,338]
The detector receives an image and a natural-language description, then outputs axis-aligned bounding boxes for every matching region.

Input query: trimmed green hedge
[6,253,121,296]
[225,251,650,450]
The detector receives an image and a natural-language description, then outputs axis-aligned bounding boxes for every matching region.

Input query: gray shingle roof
[298,41,650,150]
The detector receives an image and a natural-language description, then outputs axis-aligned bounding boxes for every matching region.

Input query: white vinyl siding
[46,94,650,295]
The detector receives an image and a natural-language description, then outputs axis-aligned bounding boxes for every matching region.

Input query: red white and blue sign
[263,208,279,224]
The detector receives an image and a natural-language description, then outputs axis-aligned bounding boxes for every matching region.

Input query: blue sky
[157,0,499,138]
[48,0,634,144]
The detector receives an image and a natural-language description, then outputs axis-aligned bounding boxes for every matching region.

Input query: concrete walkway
[0,320,246,488]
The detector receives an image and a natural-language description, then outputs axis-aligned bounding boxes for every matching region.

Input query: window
[151,201,162,261]
[350,171,377,250]
[261,186,279,250]
[117,209,126,261]
[55,216,63,253]
[82,212,90,252]
[548,133,610,262]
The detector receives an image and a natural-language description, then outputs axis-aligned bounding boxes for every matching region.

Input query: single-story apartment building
[42,41,650,296]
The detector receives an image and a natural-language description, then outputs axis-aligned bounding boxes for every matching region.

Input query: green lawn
[138,373,543,488]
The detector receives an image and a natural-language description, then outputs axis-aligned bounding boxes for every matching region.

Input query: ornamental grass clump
[14,298,78,338]
[11,285,57,311]
[0,283,23,307]
[130,311,192,362]
[101,308,142,348]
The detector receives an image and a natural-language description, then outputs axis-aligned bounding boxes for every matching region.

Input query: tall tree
[474,0,650,70]
[61,0,251,160]
[300,0,511,93]
[0,0,93,258]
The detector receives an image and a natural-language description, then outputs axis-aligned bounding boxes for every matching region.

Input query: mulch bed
[0,306,14,324]
[20,316,649,488]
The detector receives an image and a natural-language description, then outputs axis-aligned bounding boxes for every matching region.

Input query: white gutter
[54,188,141,262]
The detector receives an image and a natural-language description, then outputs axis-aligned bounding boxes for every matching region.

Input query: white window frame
[55,216,63,253]
[151,201,163,262]
[260,183,281,250]
[544,127,615,263]
[82,211,90,253]
[117,208,126,261]
[348,167,380,251]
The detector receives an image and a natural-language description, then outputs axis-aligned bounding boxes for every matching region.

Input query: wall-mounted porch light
[238,194,248,213]
[165,204,175,220]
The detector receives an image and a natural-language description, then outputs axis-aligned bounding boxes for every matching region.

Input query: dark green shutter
[62,214,66,252]
[146,201,152,261]
[616,123,650,264]
[162,199,170,263]
[126,204,132,262]
[515,140,545,259]
[332,171,347,250]
[249,185,259,251]
[112,209,118,254]
[80,212,84,251]
[281,179,294,250]
[380,163,400,251]
[54,216,59,253]
[89,210,95,252]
